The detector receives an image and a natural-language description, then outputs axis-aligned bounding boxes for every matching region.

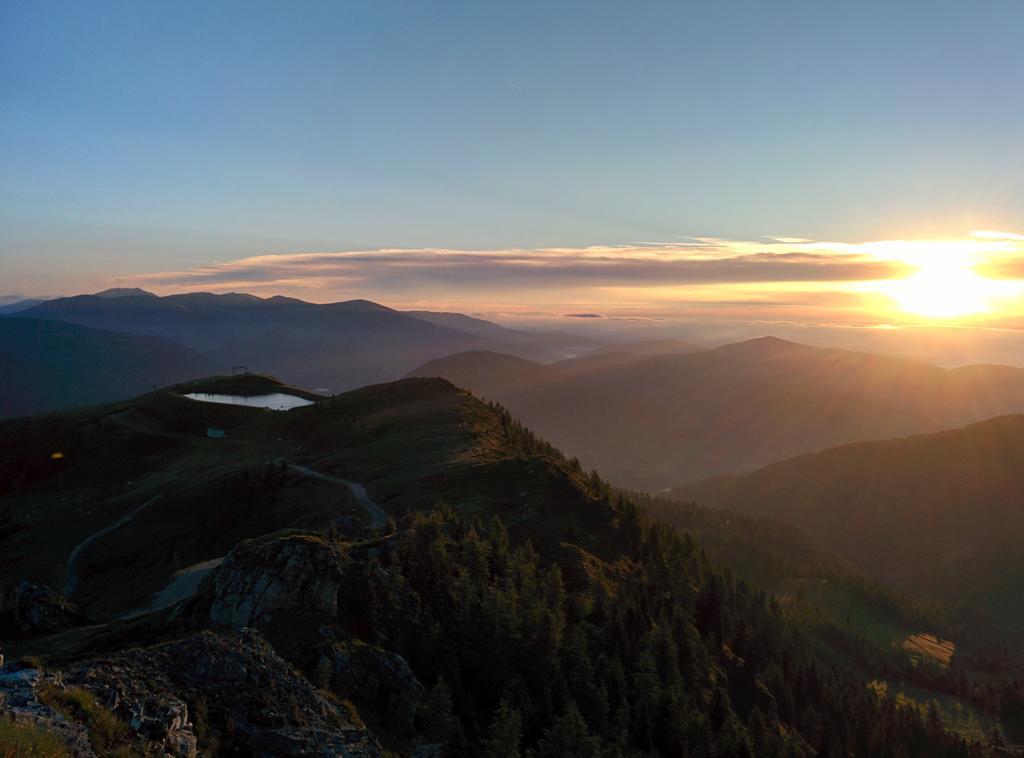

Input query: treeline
[645,492,1024,738]
[344,504,976,756]
[488,401,566,463]
[489,401,613,501]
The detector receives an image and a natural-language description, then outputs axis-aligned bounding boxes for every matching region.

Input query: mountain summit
[92,287,158,298]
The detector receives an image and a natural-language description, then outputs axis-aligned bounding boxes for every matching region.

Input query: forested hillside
[0,376,993,755]
[671,414,1024,620]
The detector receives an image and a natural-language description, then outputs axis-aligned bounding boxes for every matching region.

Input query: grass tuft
[0,715,68,758]
[36,684,132,754]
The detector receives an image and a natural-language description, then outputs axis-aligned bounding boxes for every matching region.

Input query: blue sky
[2,1,1023,299]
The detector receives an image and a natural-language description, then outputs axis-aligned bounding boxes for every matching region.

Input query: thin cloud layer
[124,240,908,290]
[116,234,1024,325]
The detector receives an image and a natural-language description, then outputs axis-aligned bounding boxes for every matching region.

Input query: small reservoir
[183,392,314,411]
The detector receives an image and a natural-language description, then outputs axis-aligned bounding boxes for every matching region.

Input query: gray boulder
[204,534,349,628]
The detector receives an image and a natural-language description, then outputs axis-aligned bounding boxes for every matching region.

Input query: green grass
[36,684,132,754]
[0,716,68,758]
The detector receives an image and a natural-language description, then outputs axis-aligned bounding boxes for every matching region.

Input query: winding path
[64,495,162,598]
[287,464,387,529]
[69,463,385,613]
[122,467,386,617]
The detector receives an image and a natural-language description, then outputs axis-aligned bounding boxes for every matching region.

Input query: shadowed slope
[672,413,1024,623]
[0,317,212,418]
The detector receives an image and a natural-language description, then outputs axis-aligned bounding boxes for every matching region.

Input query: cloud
[972,230,1024,242]
[120,240,915,295]
[112,234,1024,326]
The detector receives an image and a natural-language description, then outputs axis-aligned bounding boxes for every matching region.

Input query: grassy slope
[0,376,344,618]
[0,374,614,621]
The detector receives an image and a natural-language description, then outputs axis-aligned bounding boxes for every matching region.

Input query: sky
[2,1,1024,345]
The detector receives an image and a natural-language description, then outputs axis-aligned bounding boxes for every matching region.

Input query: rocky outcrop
[0,666,97,758]
[63,671,198,757]
[203,534,349,628]
[324,641,425,734]
[67,628,381,757]
[0,580,81,637]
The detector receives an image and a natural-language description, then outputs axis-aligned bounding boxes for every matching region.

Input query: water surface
[183,392,314,411]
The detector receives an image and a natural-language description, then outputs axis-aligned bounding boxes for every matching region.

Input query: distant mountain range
[0,317,213,418]
[1,289,599,416]
[411,336,1024,487]
[671,413,1024,627]
[0,298,47,315]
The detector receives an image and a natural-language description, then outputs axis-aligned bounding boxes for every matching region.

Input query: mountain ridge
[0,317,213,418]
[670,412,1024,629]
[411,336,1024,487]
[6,291,601,414]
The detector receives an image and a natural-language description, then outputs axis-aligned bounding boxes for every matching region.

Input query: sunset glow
[864,236,1024,321]
[97,232,1024,330]
[884,262,996,318]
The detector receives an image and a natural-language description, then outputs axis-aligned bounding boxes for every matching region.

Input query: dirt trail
[64,495,162,598]
[118,463,387,617]
[287,464,387,529]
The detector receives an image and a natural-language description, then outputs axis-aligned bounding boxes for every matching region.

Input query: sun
[867,241,1018,320]
[884,259,993,318]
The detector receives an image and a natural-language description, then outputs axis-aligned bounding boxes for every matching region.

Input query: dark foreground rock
[67,628,381,756]
[0,666,97,757]
[204,534,350,628]
[324,640,424,735]
[0,581,82,638]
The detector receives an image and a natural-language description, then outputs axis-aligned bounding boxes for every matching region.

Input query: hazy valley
[412,337,1024,488]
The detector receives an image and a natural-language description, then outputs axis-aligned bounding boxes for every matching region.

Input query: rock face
[325,641,425,735]
[67,628,381,757]
[0,580,80,637]
[204,534,349,628]
[64,671,198,758]
[2,532,423,754]
[0,667,97,758]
